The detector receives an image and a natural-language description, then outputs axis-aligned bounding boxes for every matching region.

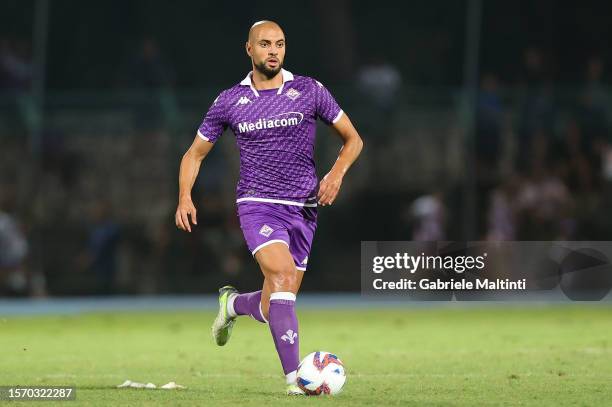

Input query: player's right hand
[175,196,198,233]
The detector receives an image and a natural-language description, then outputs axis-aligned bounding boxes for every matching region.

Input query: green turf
[1,306,612,406]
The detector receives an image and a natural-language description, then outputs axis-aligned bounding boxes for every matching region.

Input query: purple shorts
[237,201,318,271]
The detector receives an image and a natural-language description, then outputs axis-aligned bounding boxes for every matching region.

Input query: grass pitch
[2,305,612,406]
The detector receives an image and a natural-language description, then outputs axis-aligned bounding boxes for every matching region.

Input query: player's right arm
[175,136,214,232]
[176,91,228,232]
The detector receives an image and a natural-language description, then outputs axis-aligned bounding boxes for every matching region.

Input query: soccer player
[175,20,363,395]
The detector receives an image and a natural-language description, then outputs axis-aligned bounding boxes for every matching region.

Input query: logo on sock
[281,329,298,344]
[259,224,274,237]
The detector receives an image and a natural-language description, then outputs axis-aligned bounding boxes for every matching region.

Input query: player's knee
[266,263,297,290]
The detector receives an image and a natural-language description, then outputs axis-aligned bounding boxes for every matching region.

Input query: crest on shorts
[285,88,301,101]
[259,224,274,237]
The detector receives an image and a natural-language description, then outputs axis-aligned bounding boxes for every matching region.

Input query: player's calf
[227,290,267,323]
[255,243,302,385]
[268,291,300,385]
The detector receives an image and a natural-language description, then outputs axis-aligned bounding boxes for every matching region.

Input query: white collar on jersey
[239,68,294,97]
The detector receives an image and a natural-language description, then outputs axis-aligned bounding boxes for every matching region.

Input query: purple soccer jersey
[197,69,343,206]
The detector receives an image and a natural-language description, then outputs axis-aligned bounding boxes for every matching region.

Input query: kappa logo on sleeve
[235,96,252,106]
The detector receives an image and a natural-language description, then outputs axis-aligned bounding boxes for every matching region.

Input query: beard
[254,59,283,79]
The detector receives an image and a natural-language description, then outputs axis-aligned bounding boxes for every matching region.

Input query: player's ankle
[285,370,297,384]
[227,292,239,318]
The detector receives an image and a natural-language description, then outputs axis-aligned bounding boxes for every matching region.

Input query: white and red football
[296,351,346,395]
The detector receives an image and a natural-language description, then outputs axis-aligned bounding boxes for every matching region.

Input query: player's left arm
[318,113,364,206]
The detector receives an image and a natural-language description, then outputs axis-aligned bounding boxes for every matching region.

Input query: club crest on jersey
[259,224,274,237]
[235,96,252,106]
[285,88,301,100]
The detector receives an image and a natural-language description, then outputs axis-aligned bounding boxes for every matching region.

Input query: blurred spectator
[357,56,402,112]
[516,47,556,172]
[122,38,176,132]
[41,126,81,190]
[603,147,612,182]
[0,207,29,295]
[578,56,608,143]
[195,191,246,278]
[516,166,574,240]
[410,191,446,241]
[476,73,504,173]
[575,56,609,186]
[0,37,32,92]
[486,175,520,241]
[356,56,401,145]
[0,37,34,133]
[555,119,596,193]
[77,201,121,294]
[356,55,402,182]
[126,38,174,90]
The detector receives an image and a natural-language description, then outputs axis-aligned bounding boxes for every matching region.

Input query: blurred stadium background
[1,0,612,297]
[3,2,612,405]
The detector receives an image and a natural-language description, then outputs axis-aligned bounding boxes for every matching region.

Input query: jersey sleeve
[197,91,228,143]
[314,79,343,125]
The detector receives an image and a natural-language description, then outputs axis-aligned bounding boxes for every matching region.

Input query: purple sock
[268,292,299,383]
[230,290,267,323]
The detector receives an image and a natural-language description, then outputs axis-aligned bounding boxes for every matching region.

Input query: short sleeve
[197,92,228,143]
[314,79,343,125]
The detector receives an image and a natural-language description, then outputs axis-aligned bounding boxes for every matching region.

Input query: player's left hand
[318,170,343,206]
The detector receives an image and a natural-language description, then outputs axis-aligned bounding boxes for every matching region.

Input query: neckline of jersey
[255,87,280,95]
